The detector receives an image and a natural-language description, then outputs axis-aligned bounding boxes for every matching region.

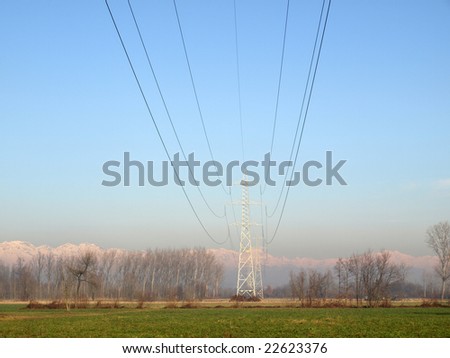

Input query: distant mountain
[0,241,110,266]
[0,241,437,287]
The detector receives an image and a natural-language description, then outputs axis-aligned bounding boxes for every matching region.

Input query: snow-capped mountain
[0,241,106,265]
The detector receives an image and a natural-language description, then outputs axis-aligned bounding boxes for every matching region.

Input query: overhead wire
[172,0,242,246]
[106,0,331,248]
[233,0,245,161]
[266,0,332,245]
[105,0,227,245]
[261,0,291,195]
[266,0,329,219]
[172,0,229,194]
[231,0,245,256]
[127,0,225,219]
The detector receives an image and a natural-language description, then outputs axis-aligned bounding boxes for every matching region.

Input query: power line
[105,0,227,245]
[171,0,241,247]
[266,0,332,244]
[269,0,291,157]
[262,0,291,195]
[127,0,225,219]
[233,0,245,161]
[172,0,228,190]
[266,0,329,219]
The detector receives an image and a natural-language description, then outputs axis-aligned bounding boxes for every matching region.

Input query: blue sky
[1,0,449,258]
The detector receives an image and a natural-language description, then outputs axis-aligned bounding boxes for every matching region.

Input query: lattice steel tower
[236,179,263,299]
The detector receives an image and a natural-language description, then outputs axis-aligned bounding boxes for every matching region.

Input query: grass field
[0,302,449,338]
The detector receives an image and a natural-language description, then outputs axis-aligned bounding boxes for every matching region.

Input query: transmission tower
[236,179,264,299]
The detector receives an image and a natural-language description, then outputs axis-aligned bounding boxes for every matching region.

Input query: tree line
[0,247,223,303]
[0,221,448,304]
[287,221,450,305]
[289,250,405,307]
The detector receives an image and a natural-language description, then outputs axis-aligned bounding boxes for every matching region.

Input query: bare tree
[375,251,405,301]
[335,258,351,300]
[289,270,306,303]
[348,254,362,306]
[360,251,405,306]
[289,269,332,306]
[212,263,224,298]
[0,260,12,299]
[426,221,450,300]
[67,251,97,306]
[13,257,35,301]
[57,258,73,311]
[335,251,404,307]
[31,252,45,300]
[44,253,55,298]
[307,270,324,305]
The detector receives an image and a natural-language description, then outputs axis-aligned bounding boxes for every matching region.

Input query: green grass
[0,304,449,338]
